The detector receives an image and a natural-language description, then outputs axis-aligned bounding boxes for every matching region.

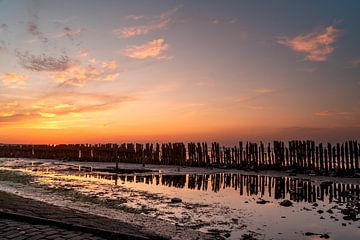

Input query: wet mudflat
[0,158,359,240]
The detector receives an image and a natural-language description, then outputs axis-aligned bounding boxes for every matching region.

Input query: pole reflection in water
[95,173,360,204]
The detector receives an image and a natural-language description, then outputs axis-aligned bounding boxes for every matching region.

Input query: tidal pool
[0,158,359,240]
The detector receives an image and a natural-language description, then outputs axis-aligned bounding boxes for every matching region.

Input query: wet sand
[0,158,359,240]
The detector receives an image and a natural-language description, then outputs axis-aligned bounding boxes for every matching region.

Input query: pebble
[171,197,182,203]
[279,200,293,207]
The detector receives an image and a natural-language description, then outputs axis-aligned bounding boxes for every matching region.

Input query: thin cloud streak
[315,110,353,117]
[1,73,29,88]
[113,5,182,38]
[0,91,136,126]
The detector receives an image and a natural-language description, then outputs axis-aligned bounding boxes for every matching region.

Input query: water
[0,158,359,240]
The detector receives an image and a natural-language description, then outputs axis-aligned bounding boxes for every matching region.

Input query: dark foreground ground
[0,191,166,240]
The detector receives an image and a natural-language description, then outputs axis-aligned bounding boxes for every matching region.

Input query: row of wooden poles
[0,140,359,173]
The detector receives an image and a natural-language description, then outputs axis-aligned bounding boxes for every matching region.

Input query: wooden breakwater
[0,140,359,174]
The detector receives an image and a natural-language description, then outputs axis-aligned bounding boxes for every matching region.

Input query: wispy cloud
[78,50,89,57]
[235,88,276,103]
[56,26,86,40]
[278,25,340,62]
[0,91,135,126]
[350,58,360,68]
[315,110,353,117]
[122,38,169,59]
[53,16,77,25]
[124,15,144,20]
[51,59,120,87]
[194,81,213,87]
[16,51,71,72]
[0,73,29,88]
[0,23,8,32]
[28,21,48,44]
[113,5,182,38]
[254,88,275,94]
[0,40,8,52]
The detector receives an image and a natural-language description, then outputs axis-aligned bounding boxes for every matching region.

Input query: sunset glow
[0,1,359,144]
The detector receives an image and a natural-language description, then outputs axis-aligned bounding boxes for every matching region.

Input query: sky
[0,0,359,144]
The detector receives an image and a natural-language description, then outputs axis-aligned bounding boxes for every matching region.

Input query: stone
[326,209,333,214]
[279,200,293,207]
[171,197,182,203]
[256,199,269,204]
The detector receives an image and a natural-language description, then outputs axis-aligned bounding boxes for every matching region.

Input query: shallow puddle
[1,158,360,240]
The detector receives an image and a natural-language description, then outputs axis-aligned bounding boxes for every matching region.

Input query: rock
[171,197,182,203]
[320,216,325,219]
[326,209,334,214]
[305,232,316,236]
[279,200,293,207]
[317,210,324,214]
[341,208,357,221]
[224,233,231,238]
[342,223,346,226]
[312,203,319,207]
[320,234,330,239]
[256,199,269,204]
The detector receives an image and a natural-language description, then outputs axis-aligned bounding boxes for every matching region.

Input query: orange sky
[0,1,359,144]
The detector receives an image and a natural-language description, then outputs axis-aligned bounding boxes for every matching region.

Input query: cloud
[235,88,276,103]
[122,38,169,59]
[51,59,120,87]
[194,81,213,87]
[16,51,72,72]
[0,40,8,52]
[278,25,340,61]
[53,16,77,25]
[315,110,332,116]
[113,5,181,38]
[350,58,360,68]
[78,50,89,57]
[104,73,120,81]
[315,110,353,117]
[1,73,29,88]
[0,91,135,126]
[56,26,86,40]
[124,15,145,20]
[0,23,8,32]
[28,21,48,43]
[254,88,275,94]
